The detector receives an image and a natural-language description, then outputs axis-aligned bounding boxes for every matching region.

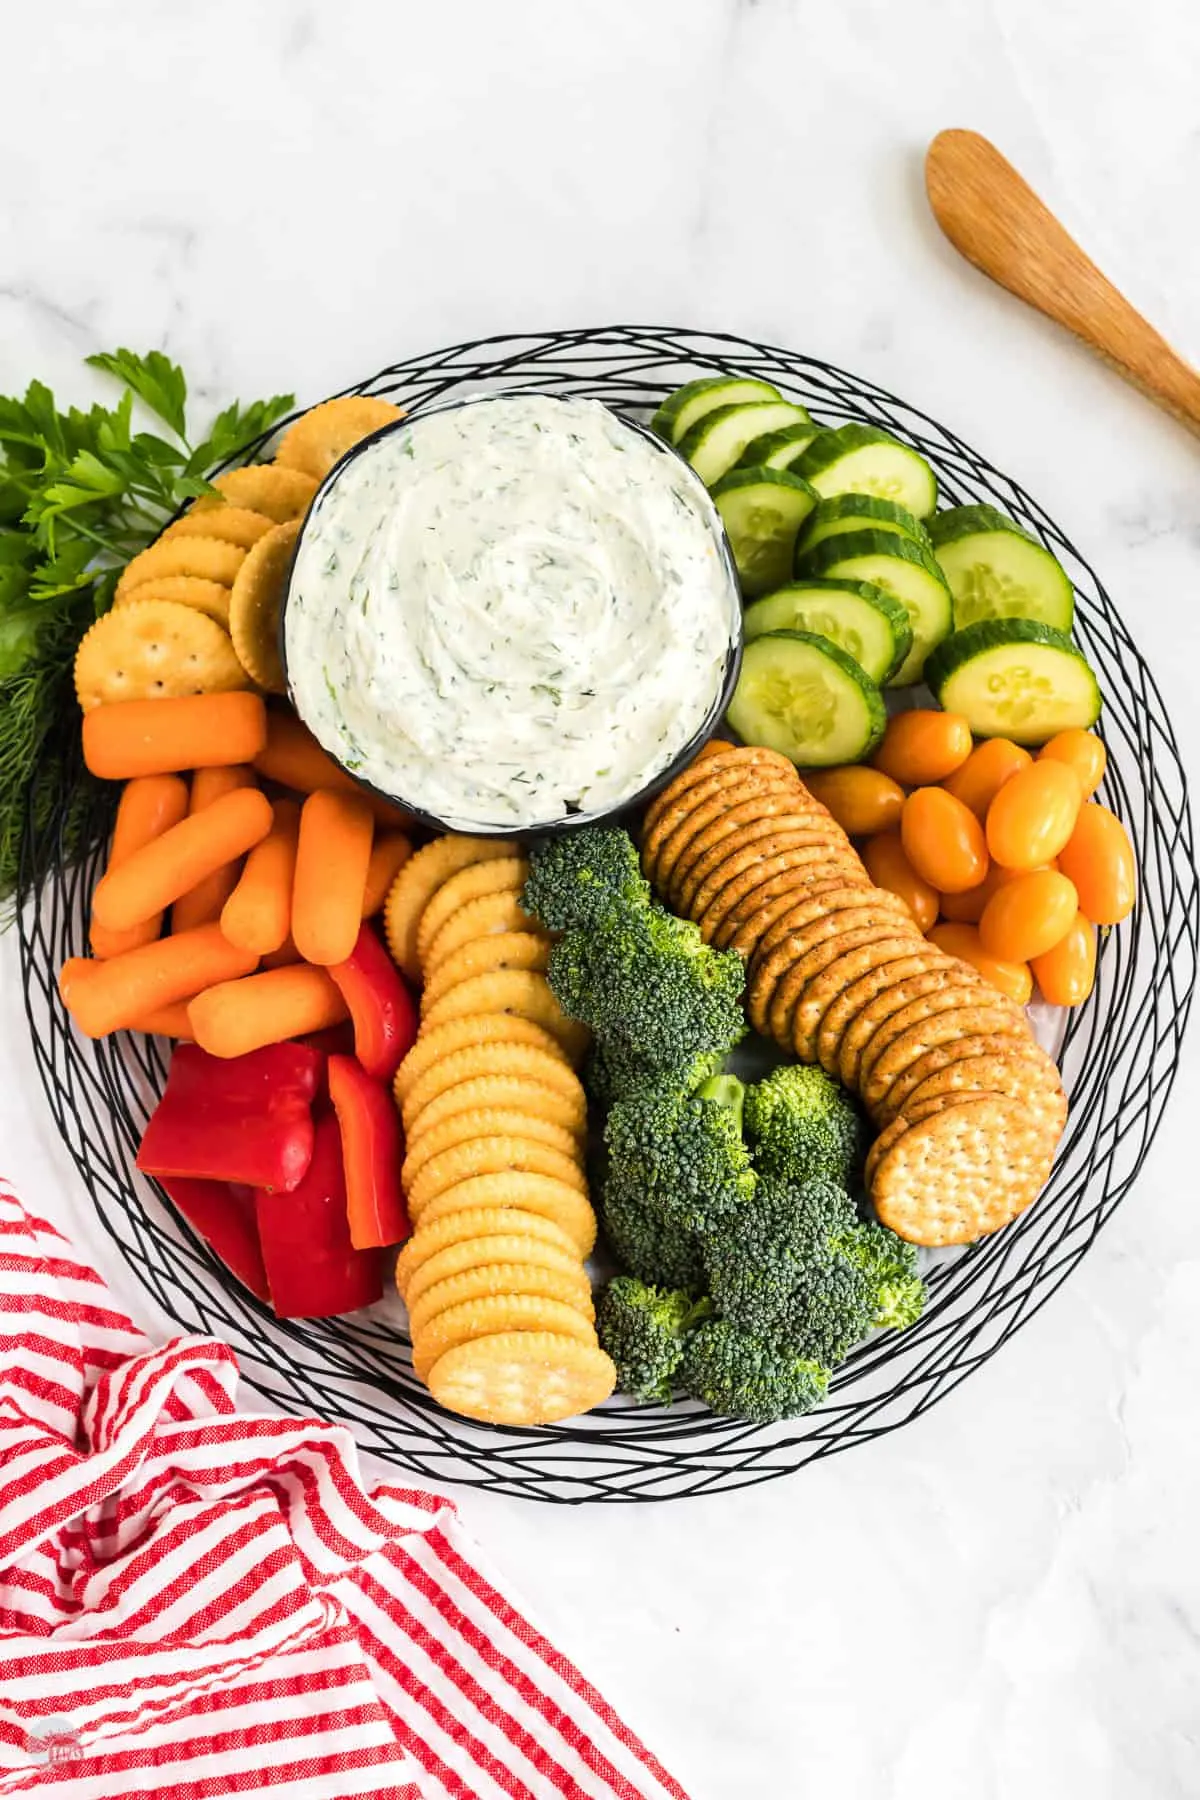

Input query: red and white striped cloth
[0,1184,688,1800]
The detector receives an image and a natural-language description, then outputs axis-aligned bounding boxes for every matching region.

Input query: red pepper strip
[327,1053,410,1249]
[137,1041,321,1193]
[327,923,418,1082]
[158,1175,270,1302]
[254,1113,383,1317]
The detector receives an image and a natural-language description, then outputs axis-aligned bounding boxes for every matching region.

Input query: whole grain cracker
[863,1001,1029,1116]
[767,922,915,1049]
[878,1032,1061,1126]
[817,950,955,1077]
[870,1094,1061,1245]
[837,962,981,1091]
[793,932,931,1062]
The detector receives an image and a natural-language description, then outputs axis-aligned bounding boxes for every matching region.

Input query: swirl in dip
[283,393,739,830]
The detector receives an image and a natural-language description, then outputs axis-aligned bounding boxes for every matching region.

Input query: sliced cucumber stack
[795,530,952,686]
[728,629,887,767]
[678,401,813,486]
[743,578,912,686]
[711,467,819,599]
[651,376,783,445]
[796,493,932,557]
[732,420,822,472]
[925,619,1101,746]
[797,424,938,519]
[927,504,1075,633]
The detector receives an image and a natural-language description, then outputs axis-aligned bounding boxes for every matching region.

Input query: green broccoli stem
[696,1073,745,1130]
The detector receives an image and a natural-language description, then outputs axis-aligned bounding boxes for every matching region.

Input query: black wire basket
[18,326,1200,1504]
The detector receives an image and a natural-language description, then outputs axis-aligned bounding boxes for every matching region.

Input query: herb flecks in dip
[284,394,738,829]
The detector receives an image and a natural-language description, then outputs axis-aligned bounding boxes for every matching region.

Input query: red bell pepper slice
[255,1114,383,1318]
[327,923,418,1082]
[157,1175,270,1302]
[137,1042,322,1193]
[327,1052,410,1249]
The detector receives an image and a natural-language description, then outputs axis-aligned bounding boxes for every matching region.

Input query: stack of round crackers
[75,396,404,712]
[385,835,615,1425]
[642,744,1067,1248]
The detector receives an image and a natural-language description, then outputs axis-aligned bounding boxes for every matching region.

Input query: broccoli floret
[548,901,746,1080]
[600,1169,707,1293]
[836,1220,926,1331]
[744,1063,865,1188]
[680,1318,829,1423]
[597,1277,711,1403]
[703,1175,878,1366]
[604,1073,755,1235]
[523,828,649,932]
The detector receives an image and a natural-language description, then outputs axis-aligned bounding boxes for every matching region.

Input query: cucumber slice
[711,467,819,599]
[743,578,912,685]
[678,402,813,487]
[728,629,887,767]
[797,494,932,557]
[795,530,952,686]
[925,619,1102,746]
[651,377,783,445]
[797,424,938,519]
[732,421,822,472]
[927,504,1075,632]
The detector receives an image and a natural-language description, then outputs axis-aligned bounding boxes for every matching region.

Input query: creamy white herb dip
[284,393,739,830]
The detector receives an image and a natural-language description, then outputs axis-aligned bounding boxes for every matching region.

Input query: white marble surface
[4,2,1200,1794]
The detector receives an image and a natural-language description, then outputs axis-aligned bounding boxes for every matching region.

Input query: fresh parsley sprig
[0,347,295,905]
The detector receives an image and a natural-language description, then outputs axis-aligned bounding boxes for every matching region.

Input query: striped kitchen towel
[0,1184,687,1800]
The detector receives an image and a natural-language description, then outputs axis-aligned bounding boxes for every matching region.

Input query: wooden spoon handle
[925,128,1200,434]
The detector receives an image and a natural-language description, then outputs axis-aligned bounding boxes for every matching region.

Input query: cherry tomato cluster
[804,714,1135,1010]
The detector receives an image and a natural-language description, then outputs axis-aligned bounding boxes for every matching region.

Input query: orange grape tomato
[1056,802,1136,924]
[1037,729,1107,799]
[900,787,989,895]
[927,921,1033,1005]
[942,738,1032,820]
[985,760,1082,871]
[978,869,1079,963]
[1031,911,1097,1007]
[862,828,939,932]
[801,766,905,836]
[937,859,1051,925]
[872,709,973,787]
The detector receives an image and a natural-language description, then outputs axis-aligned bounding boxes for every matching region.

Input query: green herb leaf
[85,348,188,439]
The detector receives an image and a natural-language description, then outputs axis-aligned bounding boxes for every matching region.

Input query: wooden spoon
[925,128,1200,434]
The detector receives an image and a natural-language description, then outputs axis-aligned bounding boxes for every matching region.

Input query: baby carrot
[361,831,414,917]
[221,798,301,954]
[92,787,273,933]
[90,774,189,959]
[254,711,409,828]
[82,693,266,780]
[172,765,259,934]
[262,935,303,968]
[188,964,348,1058]
[128,1001,195,1039]
[291,789,373,965]
[59,925,257,1039]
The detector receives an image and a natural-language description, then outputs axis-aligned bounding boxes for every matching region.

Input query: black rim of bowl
[276,391,744,838]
